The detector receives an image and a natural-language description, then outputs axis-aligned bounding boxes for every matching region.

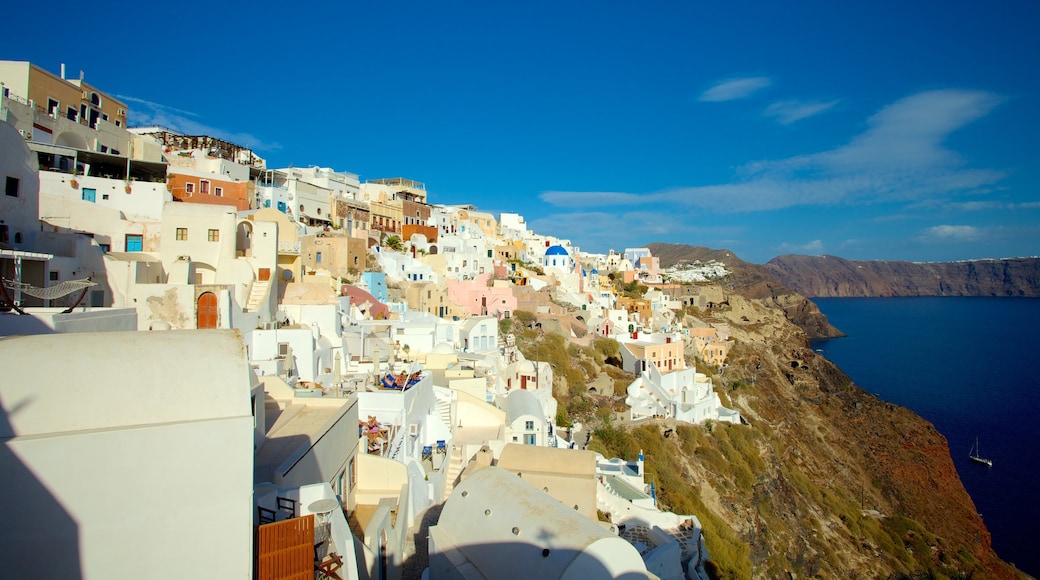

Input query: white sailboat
[969,437,993,467]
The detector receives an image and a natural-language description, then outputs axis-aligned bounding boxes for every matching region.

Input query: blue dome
[545,245,569,256]
[590,268,598,274]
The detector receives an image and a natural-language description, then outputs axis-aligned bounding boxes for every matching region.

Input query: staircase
[246,280,271,313]
[434,390,453,429]
[442,445,466,500]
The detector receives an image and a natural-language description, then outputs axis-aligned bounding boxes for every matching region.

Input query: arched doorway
[197,292,218,328]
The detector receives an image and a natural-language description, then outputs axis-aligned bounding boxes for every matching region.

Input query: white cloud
[541,89,1004,214]
[699,76,772,102]
[776,239,824,254]
[764,99,840,125]
[528,211,742,254]
[118,94,281,152]
[921,225,981,241]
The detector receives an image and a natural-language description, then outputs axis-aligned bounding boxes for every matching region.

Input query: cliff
[764,254,1040,297]
[576,243,1026,577]
[647,243,844,339]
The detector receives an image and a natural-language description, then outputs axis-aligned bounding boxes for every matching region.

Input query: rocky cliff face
[647,243,844,339]
[765,254,1040,297]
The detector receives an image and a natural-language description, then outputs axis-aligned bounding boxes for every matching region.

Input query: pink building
[446,273,518,318]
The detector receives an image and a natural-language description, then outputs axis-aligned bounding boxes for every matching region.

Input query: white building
[0,330,255,578]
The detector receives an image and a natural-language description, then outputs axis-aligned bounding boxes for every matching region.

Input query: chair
[422,446,433,461]
[276,496,297,518]
[436,440,447,454]
[315,552,343,580]
[257,506,276,525]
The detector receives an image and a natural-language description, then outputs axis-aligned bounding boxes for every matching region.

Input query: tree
[384,235,404,251]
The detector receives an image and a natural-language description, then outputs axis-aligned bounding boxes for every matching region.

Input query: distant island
[764,255,1040,298]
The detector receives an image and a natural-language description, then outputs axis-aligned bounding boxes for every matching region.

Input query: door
[81,188,96,203]
[196,292,218,328]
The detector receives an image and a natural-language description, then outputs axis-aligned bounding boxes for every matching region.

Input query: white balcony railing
[277,241,300,255]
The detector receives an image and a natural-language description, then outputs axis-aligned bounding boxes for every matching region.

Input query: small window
[102,194,109,200]
[208,229,219,242]
[185,182,195,194]
[200,180,210,194]
[176,228,188,241]
[100,243,110,252]
[102,113,109,122]
[82,188,96,203]
[214,186,223,197]
[5,176,19,197]
[525,420,535,430]
[316,251,322,263]
[99,145,108,153]
[48,98,59,116]
[66,106,77,121]
[115,120,122,127]
[50,271,60,281]
[125,235,143,252]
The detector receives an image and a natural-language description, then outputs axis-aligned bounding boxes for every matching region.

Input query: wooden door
[197,292,218,329]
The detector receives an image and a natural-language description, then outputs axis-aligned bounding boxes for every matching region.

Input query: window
[48,98,59,116]
[185,182,195,194]
[101,113,109,122]
[208,229,219,242]
[125,235,143,252]
[66,106,77,121]
[50,271,60,281]
[525,420,535,431]
[315,251,322,263]
[102,194,109,200]
[214,186,223,197]
[199,180,210,194]
[176,228,188,241]
[99,145,108,153]
[5,176,19,197]
[82,188,96,203]
[99,243,110,252]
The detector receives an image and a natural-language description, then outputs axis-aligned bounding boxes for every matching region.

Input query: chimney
[60,63,66,79]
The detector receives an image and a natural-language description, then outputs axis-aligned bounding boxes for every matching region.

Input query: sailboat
[969,437,993,467]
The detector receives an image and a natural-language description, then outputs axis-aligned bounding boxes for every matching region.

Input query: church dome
[544,245,569,256]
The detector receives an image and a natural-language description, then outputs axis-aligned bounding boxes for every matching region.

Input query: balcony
[277,240,300,255]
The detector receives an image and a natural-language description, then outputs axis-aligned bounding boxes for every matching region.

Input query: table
[308,498,340,524]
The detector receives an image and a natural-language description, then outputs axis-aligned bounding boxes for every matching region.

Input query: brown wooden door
[259,268,271,281]
[197,292,218,328]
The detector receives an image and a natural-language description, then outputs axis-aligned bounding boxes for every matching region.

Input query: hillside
[764,254,1040,298]
[567,243,1025,577]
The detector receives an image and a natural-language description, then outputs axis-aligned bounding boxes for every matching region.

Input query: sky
[3,1,1039,264]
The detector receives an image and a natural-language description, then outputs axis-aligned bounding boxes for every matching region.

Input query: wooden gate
[256,514,314,580]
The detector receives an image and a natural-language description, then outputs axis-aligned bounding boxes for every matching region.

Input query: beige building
[301,233,368,279]
[0,61,129,154]
[497,444,598,520]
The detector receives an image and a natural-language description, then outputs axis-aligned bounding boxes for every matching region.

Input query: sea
[810,297,1040,576]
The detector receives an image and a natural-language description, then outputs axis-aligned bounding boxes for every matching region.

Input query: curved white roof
[0,330,252,438]
[506,388,543,422]
[431,342,457,355]
[433,467,646,578]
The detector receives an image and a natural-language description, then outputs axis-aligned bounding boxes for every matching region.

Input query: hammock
[2,278,96,300]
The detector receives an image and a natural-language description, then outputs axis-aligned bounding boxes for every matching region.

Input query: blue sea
[810,297,1040,576]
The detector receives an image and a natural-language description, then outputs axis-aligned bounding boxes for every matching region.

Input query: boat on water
[969,437,993,467]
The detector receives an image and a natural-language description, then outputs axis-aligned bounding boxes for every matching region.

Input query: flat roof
[254,397,354,483]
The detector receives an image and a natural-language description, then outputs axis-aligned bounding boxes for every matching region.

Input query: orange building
[168,171,252,211]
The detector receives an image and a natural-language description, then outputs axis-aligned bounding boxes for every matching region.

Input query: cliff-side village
[0,61,744,579]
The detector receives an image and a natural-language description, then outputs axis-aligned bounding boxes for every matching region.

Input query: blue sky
[3,1,1038,263]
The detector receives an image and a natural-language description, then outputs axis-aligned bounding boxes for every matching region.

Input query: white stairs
[245,280,271,312]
